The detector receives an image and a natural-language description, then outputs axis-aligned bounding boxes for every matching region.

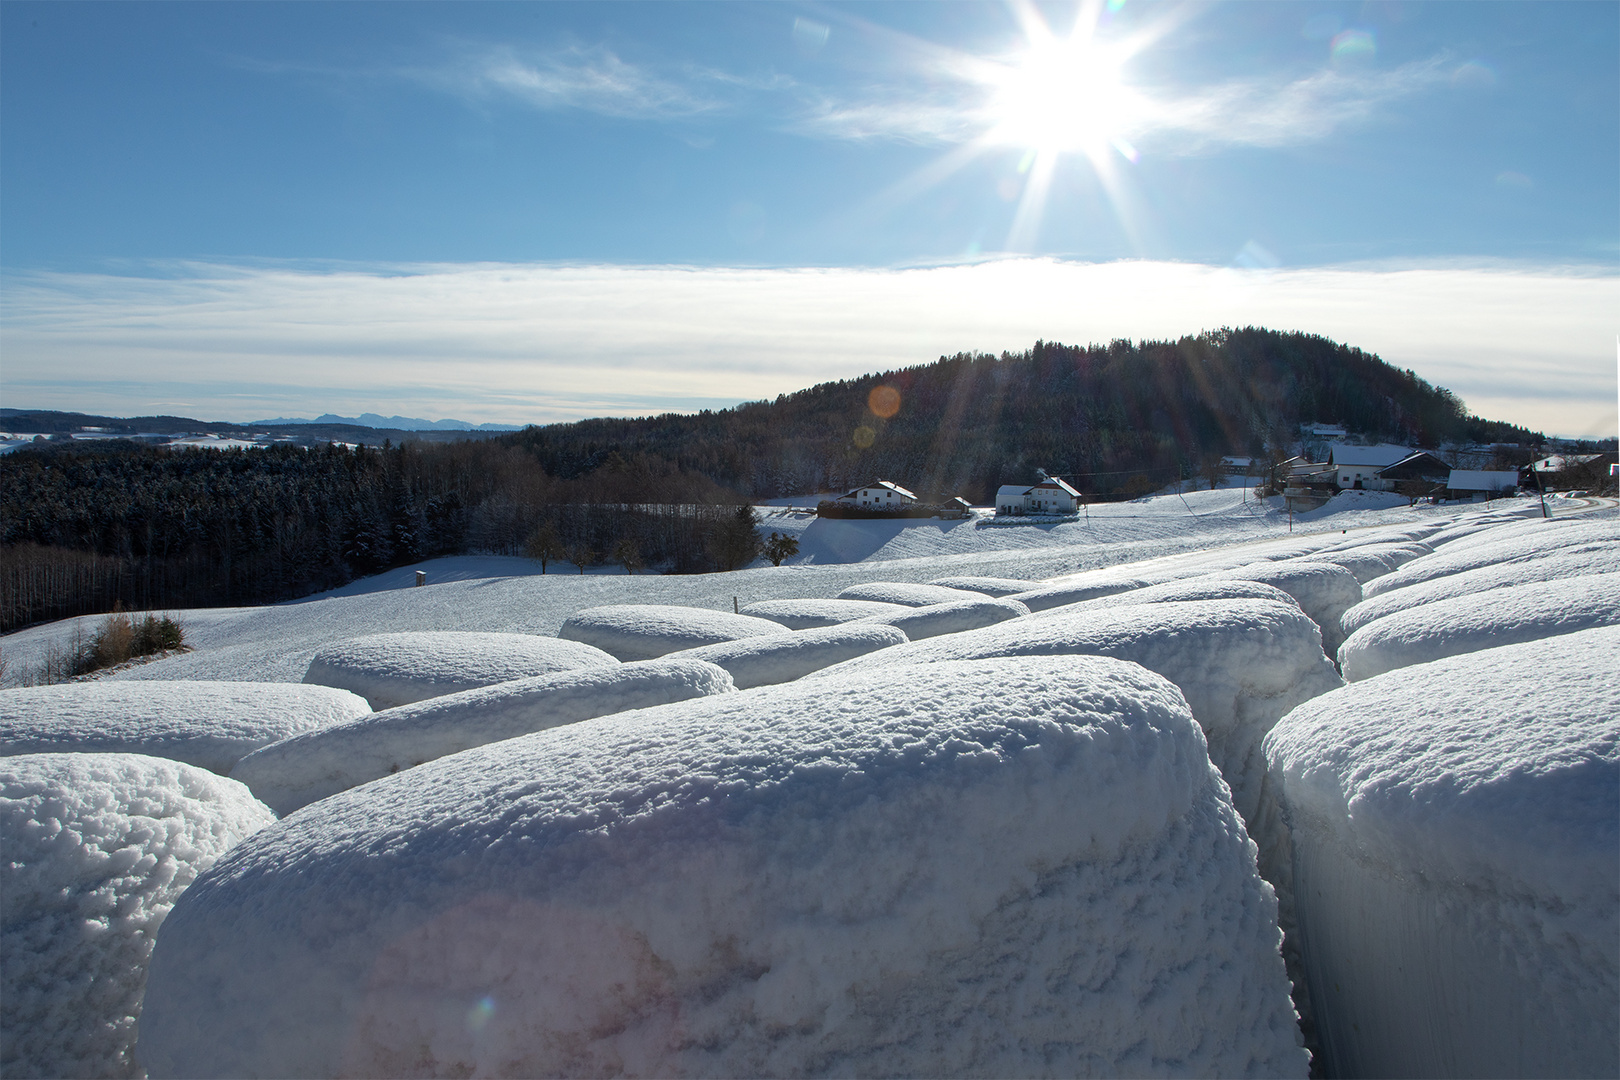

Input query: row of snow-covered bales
[2,509,1617,1077]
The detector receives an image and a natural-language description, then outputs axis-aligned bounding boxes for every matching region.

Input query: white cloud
[413,43,724,119]
[2,259,1614,436]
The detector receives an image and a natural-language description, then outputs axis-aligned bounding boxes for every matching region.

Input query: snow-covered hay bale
[1340,548,1620,638]
[739,597,908,629]
[231,658,736,816]
[811,598,1342,834]
[1026,577,1297,620]
[1338,574,1620,682]
[854,596,1030,640]
[1360,518,1618,599]
[1216,561,1362,655]
[0,681,371,775]
[138,656,1308,1079]
[1007,576,1154,612]
[558,605,788,661]
[669,625,905,690]
[1297,543,1427,585]
[1264,627,1620,1079]
[303,631,618,708]
[1,753,274,1079]
[925,575,1042,597]
[834,581,984,607]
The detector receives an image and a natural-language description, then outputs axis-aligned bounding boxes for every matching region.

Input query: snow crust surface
[850,595,1031,640]
[559,604,789,660]
[302,631,617,708]
[666,624,906,689]
[1264,627,1620,1078]
[231,658,736,816]
[738,597,907,629]
[834,581,984,606]
[138,656,1307,1079]
[0,681,371,774]
[1338,573,1620,681]
[1,753,274,1079]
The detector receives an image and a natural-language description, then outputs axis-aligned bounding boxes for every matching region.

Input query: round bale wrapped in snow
[1,753,274,1080]
[233,658,737,816]
[834,581,984,607]
[0,681,371,775]
[1337,573,1620,681]
[138,656,1308,1079]
[1264,626,1620,1079]
[303,631,618,709]
[739,597,908,629]
[558,605,788,661]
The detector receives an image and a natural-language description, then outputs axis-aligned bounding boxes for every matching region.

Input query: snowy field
[2,489,1616,1078]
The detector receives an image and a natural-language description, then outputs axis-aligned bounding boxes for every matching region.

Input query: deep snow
[302,631,618,708]
[231,657,737,815]
[0,681,370,774]
[1338,573,1620,681]
[2,487,1612,1079]
[138,656,1308,1079]
[1265,627,1620,1078]
[0,753,274,1078]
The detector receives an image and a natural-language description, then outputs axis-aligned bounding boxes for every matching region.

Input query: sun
[983,35,1140,159]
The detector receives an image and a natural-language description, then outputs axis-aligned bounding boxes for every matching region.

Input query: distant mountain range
[250,414,520,431]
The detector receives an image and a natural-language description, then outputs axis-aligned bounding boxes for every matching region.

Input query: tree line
[503,327,1541,501]
[2,327,1544,631]
[0,439,752,632]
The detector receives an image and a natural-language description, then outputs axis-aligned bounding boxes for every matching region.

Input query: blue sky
[2,1,1616,437]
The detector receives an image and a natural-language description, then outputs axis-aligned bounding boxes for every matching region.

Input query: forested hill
[502,327,1539,502]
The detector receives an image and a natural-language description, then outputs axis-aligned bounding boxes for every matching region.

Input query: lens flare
[466,995,496,1031]
[1330,29,1375,62]
[868,385,901,418]
[852,426,876,449]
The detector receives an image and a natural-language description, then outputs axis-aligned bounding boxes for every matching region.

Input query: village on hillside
[817,423,1618,522]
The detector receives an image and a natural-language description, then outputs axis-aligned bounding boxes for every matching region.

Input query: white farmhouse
[1326,443,1415,491]
[996,473,1082,516]
[1446,470,1520,498]
[836,480,917,509]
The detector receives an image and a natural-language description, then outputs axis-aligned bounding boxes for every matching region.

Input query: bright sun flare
[984,36,1140,158]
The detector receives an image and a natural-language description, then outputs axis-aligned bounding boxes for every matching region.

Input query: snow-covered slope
[0,681,370,774]
[1265,627,1620,1078]
[303,631,617,708]
[1,754,274,1079]
[138,656,1308,1079]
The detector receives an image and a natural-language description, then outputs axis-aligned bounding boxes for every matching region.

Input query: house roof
[1378,451,1452,478]
[1028,477,1081,498]
[840,479,915,500]
[1328,443,1416,469]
